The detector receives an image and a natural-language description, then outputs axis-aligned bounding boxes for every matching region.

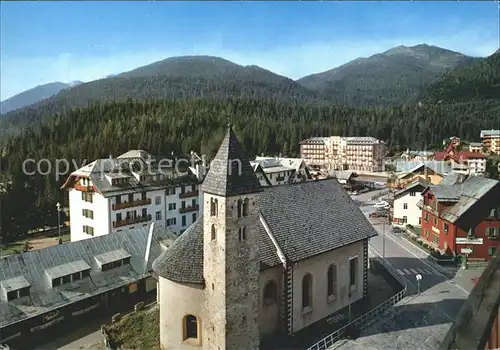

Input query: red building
[419,174,500,261]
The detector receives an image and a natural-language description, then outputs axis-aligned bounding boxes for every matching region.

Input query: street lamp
[416,274,422,295]
[56,202,62,245]
[374,202,390,266]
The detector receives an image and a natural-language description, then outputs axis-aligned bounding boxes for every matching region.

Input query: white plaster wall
[393,192,422,227]
[259,266,283,337]
[69,188,84,242]
[69,189,110,242]
[165,185,200,235]
[291,240,365,333]
[158,277,204,349]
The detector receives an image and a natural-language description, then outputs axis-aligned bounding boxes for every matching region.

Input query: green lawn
[1,233,71,257]
[105,307,160,350]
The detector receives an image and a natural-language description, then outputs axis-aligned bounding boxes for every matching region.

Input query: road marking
[403,269,411,274]
[397,269,404,275]
[383,231,470,296]
[409,268,419,274]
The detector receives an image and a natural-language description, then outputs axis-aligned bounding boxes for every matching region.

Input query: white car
[374,201,389,208]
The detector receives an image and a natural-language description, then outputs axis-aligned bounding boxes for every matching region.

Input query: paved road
[330,191,478,349]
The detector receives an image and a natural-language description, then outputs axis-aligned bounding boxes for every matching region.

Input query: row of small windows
[52,269,91,287]
[209,197,250,218]
[210,225,247,241]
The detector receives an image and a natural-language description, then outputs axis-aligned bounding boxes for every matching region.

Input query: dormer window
[1,276,31,302]
[94,249,131,272]
[45,260,92,288]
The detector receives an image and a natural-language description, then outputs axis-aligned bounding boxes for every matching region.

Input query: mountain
[419,50,500,103]
[297,44,476,107]
[0,56,325,138]
[0,81,83,114]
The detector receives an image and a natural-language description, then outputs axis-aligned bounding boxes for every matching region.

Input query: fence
[307,258,407,350]
[101,301,157,350]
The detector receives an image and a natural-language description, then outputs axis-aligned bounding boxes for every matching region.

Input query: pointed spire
[201,125,262,197]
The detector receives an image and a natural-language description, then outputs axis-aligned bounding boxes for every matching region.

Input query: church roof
[201,125,262,197]
[153,179,378,285]
[151,215,281,284]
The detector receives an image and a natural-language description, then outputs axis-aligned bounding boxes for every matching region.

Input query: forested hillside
[0,57,325,139]
[297,44,474,107]
[1,98,499,243]
[0,81,82,114]
[419,50,500,103]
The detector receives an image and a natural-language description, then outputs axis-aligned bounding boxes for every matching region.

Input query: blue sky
[1,2,499,100]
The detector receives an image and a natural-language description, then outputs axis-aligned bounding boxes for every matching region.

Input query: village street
[331,188,486,350]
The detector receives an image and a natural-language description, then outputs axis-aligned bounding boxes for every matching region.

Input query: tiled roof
[0,224,170,328]
[426,176,500,223]
[299,137,328,145]
[153,179,378,283]
[394,178,429,198]
[152,215,281,284]
[61,151,200,197]
[480,130,500,138]
[439,172,468,186]
[201,125,262,197]
[395,161,451,176]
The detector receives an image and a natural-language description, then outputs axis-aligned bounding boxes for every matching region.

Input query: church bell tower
[201,124,263,350]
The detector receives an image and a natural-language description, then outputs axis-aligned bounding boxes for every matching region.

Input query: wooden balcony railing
[180,204,199,214]
[74,183,94,192]
[179,190,199,199]
[112,198,151,211]
[113,214,152,228]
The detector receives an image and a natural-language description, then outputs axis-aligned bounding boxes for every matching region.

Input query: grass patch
[0,233,71,257]
[105,307,160,350]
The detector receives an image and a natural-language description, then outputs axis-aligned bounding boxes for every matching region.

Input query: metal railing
[307,258,407,350]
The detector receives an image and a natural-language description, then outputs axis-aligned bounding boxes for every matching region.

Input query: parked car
[351,191,359,195]
[392,226,403,233]
[369,212,378,218]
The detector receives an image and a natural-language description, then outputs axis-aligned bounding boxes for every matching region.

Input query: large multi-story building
[62,150,205,241]
[418,174,500,261]
[299,136,386,172]
[299,137,329,170]
[481,130,500,155]
[339,137,386,172]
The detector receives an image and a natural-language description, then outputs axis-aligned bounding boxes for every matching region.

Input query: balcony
[113,214,152,228]
[276,176,285,182]
[112,198,152,210]
[180,204,199,214]
[179,190,199,199]
[423,205,439,216]
[74,183,93,192]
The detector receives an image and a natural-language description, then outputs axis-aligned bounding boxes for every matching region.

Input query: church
[152,125,378,349]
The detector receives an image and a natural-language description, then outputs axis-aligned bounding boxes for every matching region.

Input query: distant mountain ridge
[1,81,83,114]
[296,44,476,107]
[0,44,496,139]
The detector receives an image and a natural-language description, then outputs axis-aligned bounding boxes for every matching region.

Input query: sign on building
[456,237,483,245]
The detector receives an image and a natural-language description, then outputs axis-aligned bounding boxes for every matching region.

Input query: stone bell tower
[200,124,262,349]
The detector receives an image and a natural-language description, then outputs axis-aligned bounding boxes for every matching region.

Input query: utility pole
[56,202,62,245]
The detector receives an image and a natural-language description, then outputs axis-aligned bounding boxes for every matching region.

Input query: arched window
[237,199,243,218]
[302,274,313,309]
[327,264,337,299]
[183,314,199,341]
[243,198,249,217]
[263,280,278,306]
[211,225,216,241]
[210,198,218,217]
[238,226,247,241]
